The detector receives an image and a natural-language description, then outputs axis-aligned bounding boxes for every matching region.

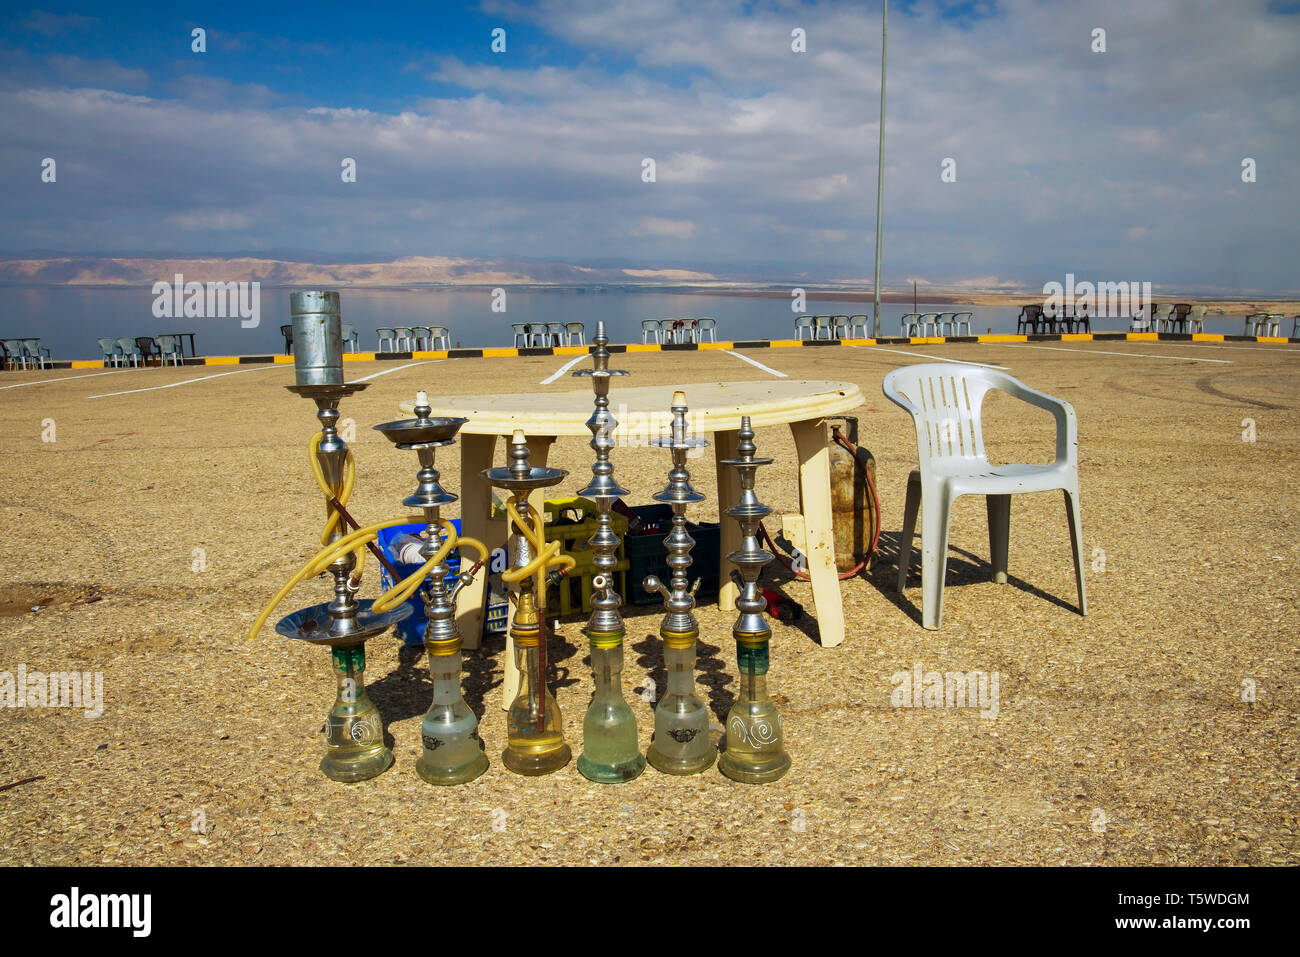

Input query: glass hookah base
[577,750,646,784]
[320,745,394,783]
[502,740,572,776]
[416,749,489,786]
[647,742,716,776]
[719,749,791,785]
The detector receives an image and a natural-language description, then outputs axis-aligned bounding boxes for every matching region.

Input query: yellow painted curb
[1191,333,1224,342]
[1126,333,1159,341]
[552,346,589,356]
[977,335,1028,343]
[204,356,241,365]
[480,347,519,358]
[343,352,377,362]
[625,343,661,353]
[840,338,877,345]
[768,339,802,348]
[1061,334,1094,341]
[699,341,735,350]
[273,355,294,364]
[412,350,449,360]
[1258,336,1288,344]
[70,360,102,369]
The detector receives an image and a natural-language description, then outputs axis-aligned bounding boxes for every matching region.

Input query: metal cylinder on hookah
[484,431,572,775]
[573,321,645,784]
[718,416,791,784]
[643,391,716,775]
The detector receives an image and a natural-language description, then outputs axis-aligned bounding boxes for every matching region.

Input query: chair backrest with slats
[884,364,1014,475]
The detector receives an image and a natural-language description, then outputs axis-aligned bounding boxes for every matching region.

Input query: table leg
[457,433,498,650]
[790,418,846,648]
[500,434,555,711]
[714,429,742,612]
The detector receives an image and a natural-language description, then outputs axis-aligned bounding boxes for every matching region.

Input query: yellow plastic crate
[543,496,629,615]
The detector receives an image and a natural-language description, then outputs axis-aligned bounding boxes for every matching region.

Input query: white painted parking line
[540,355,587,385]
[0,368,135,391]
[723,349,787,378]
[88,364,283,398]
[351,360,442,383]
[1023,345,1230,364]
[854,346,1009,370]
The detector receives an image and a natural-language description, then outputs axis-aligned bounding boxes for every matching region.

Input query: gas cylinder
[829,416,877,572]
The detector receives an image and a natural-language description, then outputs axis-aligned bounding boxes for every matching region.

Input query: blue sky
[2,0,1297,292]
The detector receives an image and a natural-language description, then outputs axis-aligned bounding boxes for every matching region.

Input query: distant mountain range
[0,254,723,287]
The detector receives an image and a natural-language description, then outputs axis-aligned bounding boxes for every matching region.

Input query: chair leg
[1063,487,1088,616]
[920,484,952,630]
[986,494,1011,583]
[898,470,921,592]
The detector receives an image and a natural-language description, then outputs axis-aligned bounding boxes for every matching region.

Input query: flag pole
[872,0,888,338]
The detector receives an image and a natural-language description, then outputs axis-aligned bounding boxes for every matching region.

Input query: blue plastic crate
[376,521,507,645]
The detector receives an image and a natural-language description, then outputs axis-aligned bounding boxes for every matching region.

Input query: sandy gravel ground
[1,339,1296,865]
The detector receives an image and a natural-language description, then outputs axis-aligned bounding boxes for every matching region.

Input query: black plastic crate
[626,504,721,605]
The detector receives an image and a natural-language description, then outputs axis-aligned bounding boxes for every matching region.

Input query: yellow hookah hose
[246,435,488,639]
[500,499,575,593]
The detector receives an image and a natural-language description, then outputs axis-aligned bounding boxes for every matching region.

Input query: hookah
[248,290,486,783]
[483,430,576,775]
[373,393,490,785]
[717,416,792,784]
[642,391,716,775]
[571,321,645,783]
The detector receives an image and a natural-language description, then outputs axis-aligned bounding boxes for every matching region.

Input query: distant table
[400,379,866,708]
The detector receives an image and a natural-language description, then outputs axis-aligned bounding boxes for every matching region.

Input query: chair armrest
[999,380,1077,466]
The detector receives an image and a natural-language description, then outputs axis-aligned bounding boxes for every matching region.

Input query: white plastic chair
[794,316,814,340]
[565,322,585,346]
[950,312,973,335]
[393,326,414,351]
[695,317,717,342]
[376,327,396,351]
[98,337,121,367]
[157,334,182,367]
[340,322,359,353]
[831,315,851,339]
[511,323,528,348]
[846,315,869,338]
[883,363,1088,630]
[641,320,661,344]
[429,326,450,350]
[813,315,833,340]
[116,336,142,367]
[900,314,922,336]
[1151,303,1174,332]
[915,313,940,337]
[1186,305,1207,333]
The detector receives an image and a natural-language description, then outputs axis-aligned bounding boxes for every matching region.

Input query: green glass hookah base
[577,750,646,784]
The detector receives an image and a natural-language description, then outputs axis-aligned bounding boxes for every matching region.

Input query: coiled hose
[246,432,488,640]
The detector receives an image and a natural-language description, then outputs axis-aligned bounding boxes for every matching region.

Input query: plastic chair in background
[813,315,833,340]
[641,319,662,344]
[934,312,957,335]
[950,312,973,335]
[883,363,1088,630]
[830,315,851,339]
[900,313,922,336]
[511,323,529,348]
[1016,305,1043,334]
[134,337,161,367]
[1150,303,1174,332]
[2,338,26,369]
[20,339,51,369]
[98,337,121,367]
[846,315,869,338]
[794,315,815,340]
[340,322,359,353]
[915,313,940,337]
[696,317,717,342]
[1185,305,1207,333]
[156,335,182,367]
[1169,304,1192,333]
[1242,314,1267,336]
[116,337,142,367]
[393,326,415,351]
[659,318,678,342]
[411,325,433,350]
[376,327,396,351]
[525,324,548,347]
[429,326,450,350]
[565,322,586,345]
[545,322,565,347]
[1292,315,1300,338]
[280,324,293,355]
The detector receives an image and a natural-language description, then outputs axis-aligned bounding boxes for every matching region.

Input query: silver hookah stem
[575,320,629,635]
[722,416,775,640]
[645,391,707,634]
[408,391,459,645]
[310,393,361,632]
